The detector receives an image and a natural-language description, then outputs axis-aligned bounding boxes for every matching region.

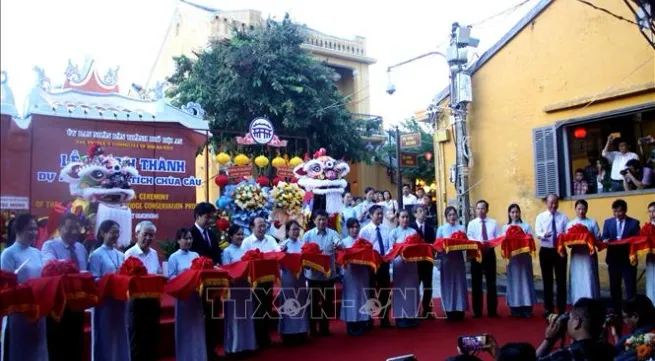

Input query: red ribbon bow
[190,256,214,270]
[42,260,79,277]
[301,242,321,254]
[118,257,148,277]
[241,249,264,261]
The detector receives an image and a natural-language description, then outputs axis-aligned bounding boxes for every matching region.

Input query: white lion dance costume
[59,143,138,247]
[293,148,350,216]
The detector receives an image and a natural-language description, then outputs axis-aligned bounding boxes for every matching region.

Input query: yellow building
[139,0,395,199]
[431,0,654,284]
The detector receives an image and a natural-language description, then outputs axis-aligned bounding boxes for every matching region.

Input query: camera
[638,136,652,145]
[619,168,630,176]
[547,312,570,325]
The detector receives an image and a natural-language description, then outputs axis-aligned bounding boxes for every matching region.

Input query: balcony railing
[304,28,368,57]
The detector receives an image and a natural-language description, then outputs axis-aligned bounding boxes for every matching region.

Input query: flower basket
[624,331,655,360]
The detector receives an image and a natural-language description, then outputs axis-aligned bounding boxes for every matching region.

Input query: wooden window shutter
[533,126,559,198]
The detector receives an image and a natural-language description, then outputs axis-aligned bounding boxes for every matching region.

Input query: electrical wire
[471,0,535,26]
[574,0,641,26]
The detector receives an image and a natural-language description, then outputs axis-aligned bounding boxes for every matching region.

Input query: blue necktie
[551,215,557,245]
[376,227,385,254]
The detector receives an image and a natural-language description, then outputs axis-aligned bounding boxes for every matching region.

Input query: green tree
[377,118,435,182]
[167,14,374,161]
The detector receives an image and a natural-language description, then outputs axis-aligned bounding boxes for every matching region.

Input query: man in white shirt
[124,221,162,361]
[41,213,88,361]
[357,187,377,227]
[241,217,282,253]
[402,184,418,208]
[358,204,392,328]
[602,134,639,192]
[302,210,340,336]
[241,217,279,348]
[534,193,569,316]
[467,200,500,318]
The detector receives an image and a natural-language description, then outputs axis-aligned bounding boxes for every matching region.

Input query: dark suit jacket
[412,221,436,244]
[189,225,222,265]
[602,216,640,266]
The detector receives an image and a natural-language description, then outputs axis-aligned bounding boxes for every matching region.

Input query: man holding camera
[535,298,614,361]
[602,134,639,192]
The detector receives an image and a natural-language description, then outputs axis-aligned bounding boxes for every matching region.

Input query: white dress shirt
[358,222,392,255]
[602,150,639,181]
[466,217,500,243]
[124,244,162,274]
[402,194,418,206]
[534,210,569,248]
[240,234,281,253]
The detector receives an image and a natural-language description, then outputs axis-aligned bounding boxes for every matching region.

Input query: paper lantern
[289,156,303,167]
[254,155,270,168]
[573,127,587,139]
[214,174,229,187]
[424,152,433,161]
[272,176,283,186]
[256,176,269,187]
[233,154,250,166]
[215,218,230,231]
[215,152,230,165]
[271,156,286,168]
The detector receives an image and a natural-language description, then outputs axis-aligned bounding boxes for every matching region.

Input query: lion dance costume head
[57,142,138,247]
[293,148,349,215]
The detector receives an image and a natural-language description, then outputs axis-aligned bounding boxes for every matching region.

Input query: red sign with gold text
[0,115,208,241]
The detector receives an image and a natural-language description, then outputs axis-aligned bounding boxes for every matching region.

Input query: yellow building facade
[432,0,654,285]
[140,0,395,200]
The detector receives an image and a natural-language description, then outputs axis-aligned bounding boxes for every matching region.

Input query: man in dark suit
[602,199,640,314]
[189,202,221,361]
[411,205,436,319]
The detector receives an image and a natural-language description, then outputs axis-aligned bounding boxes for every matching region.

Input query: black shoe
[473,314,482,318]
[380,321,393,329]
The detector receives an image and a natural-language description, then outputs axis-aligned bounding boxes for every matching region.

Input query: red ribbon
[497,225,536,259]
[27,273,98,321]
[433,231,483,262]
[97,274,166,302]
[190,256,214,270]
[555,223,605,257]
[219,254,281,287]
[384,232,434,263]
[336,238,383,272]
[164,268,231,300]
[118,257,148,277]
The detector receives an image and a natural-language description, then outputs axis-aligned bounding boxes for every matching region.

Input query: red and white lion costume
[292,148,350,215]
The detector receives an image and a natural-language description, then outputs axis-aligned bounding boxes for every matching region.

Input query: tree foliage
[167,14,373,161]
[377,118,435,182]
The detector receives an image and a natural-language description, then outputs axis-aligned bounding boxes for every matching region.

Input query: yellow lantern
[271,156,286,168]
[254,155,269,168]
[234,154,250,166]
[288,156,303,167]
[215,152,230,165]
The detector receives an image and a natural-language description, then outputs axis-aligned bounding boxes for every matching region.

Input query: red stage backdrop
[1,115,208,242]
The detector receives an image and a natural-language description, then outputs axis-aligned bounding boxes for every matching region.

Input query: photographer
[614,295,655,361]
[621,159,653,191]
[535,298,614,361]
[602,135,639,192]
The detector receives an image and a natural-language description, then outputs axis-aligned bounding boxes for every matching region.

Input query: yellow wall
[433,0,655,287]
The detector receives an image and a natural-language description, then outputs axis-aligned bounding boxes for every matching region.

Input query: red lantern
[272,177,283,186]
[256,176,269,187]
[215,218,230,231]
[214,174,229,187]
[424,152,433,161]
[573,127,587,139]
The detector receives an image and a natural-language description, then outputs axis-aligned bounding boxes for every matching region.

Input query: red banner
[0,115,208,246]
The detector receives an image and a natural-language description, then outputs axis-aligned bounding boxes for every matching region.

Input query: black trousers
[307,279,336,332]
[370,262,391,323]
[202,297,221,360]
[608,263,637,312]
[539,247,568,314]
[417,261,433,315]
[252,283,274,347]
[471,248,498,316]
[127,298,161,361]
[46,309,85,361]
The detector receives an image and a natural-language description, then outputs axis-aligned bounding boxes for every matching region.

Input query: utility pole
[395,126,404,210]
[446,22,477,225]
[385,22,478,224]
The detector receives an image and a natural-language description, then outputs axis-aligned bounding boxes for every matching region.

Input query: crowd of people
[1,184,654,361]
